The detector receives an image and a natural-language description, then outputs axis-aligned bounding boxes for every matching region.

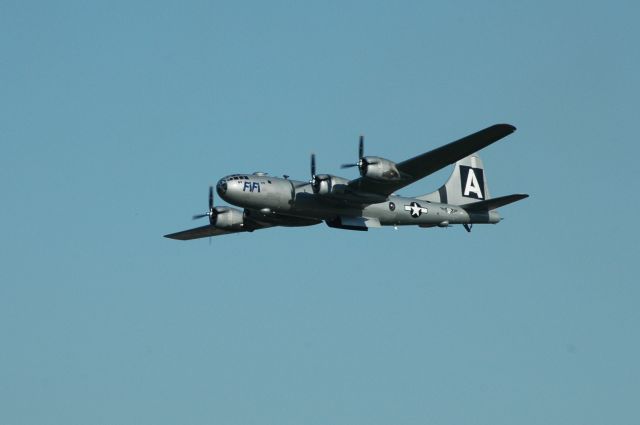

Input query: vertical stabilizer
[417,154,491,205]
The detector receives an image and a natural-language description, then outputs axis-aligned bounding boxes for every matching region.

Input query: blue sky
[1,1,639,424]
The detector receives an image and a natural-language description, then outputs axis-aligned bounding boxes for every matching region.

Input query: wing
[347,124,516,197]
[164,210,322,241]
[164,225,245,240]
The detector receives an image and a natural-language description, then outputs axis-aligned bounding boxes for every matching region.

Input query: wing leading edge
[347,124,516,197]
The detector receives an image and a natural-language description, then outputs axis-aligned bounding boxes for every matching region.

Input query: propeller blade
[311,153,316,177]
[340,163,358,169]
[193,186,217,221]
[341,135,364,169]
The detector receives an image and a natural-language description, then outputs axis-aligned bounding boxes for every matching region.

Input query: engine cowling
[313,174,350,195]
[213,207,245,230]
[360,156,401,180]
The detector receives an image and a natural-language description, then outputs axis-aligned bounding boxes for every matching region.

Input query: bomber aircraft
[165,124,528,240]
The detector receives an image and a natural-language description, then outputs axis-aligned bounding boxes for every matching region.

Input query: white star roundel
[404,202,428,218]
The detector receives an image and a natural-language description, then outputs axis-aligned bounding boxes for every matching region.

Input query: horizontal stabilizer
[461,194,529,212]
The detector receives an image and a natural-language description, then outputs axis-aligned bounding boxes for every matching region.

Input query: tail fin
[418,153,492,205]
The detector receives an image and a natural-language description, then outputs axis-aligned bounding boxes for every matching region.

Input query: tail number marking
[459,166,484,199]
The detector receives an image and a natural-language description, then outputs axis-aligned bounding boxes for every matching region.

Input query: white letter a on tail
[463,169,483,199]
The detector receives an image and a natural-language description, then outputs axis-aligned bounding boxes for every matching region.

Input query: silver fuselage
[216,174,499,227]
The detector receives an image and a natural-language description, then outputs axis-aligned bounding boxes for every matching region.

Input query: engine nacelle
[313,174,350,195]
[360,156,401,180]
[214,207,245,230]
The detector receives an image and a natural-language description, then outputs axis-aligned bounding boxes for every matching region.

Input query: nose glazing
[216,178,227,197]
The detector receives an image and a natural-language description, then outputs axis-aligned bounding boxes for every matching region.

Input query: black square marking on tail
[459,165,485,200]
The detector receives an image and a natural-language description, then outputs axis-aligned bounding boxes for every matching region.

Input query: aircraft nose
[216,178,228,197]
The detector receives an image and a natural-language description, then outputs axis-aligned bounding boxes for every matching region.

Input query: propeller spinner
[296,153,331,194]
[192,186,223,225]
[341,135,377,176]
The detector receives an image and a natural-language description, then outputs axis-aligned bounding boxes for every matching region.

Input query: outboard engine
[341,135,401,181]
[192,186,245,230]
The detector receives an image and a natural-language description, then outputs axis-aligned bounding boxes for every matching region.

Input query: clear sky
[1,1,639,424]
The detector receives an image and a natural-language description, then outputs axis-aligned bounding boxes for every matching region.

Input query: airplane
[165,124,528,240]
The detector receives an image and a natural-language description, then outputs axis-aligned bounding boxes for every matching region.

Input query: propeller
[192,186,221,225]
[341,135,377,175]
[296,153,331,194]
[295,153,317,187]
[341,135,364,169]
